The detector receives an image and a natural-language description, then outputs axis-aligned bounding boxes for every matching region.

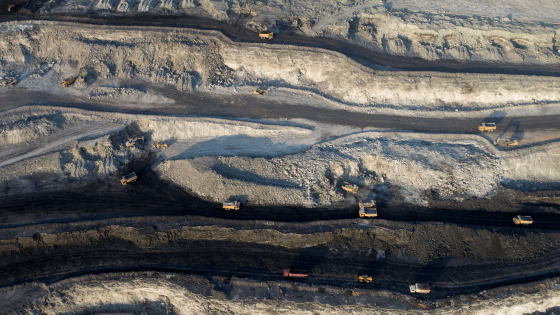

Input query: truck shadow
[497,118,524,143]
[483,110,507,125]
[414,257,452,291]
[289,246,330,275]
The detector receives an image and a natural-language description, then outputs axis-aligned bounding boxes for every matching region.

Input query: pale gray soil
[1,2,560,313]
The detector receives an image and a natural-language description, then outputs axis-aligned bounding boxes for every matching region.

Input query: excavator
[254,88,267,95]
[62,68,87,87]
[341,182,358,194]
[504,139,519,147]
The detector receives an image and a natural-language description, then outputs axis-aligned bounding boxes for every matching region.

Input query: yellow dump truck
[409,283,430,294]
[359,201,377,218]
[342,183,358,194]
[478,122,497,132]
[254,88,267,95]
[356,275,372,283]
[259,31,273,40]
[223,201,241,210]
[120,172,138,185]
[513,215,533,225]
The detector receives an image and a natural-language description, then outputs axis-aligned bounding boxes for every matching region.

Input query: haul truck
[283,269,308,277]
[222,201,241,210]
[259,31,274,40]
[356,275,372,283]
[513,215,533,225]
[478,122,497,132]
[409,283,430,294]
[359,201,377,218]
[121,172,138,185]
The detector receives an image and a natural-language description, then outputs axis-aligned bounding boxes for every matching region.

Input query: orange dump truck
[283,269,308,277]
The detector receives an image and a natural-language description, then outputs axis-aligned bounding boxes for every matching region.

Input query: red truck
[283,269,308,277]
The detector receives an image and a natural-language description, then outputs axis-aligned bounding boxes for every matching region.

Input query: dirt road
[1,13,560,77]
[1,87,560,140]
[3,238,560,299]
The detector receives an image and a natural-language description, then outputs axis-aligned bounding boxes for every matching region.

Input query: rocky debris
[37,0,560,68]
[1,21,560,115]
[4,270,560,314]
[1,106,559,209]
[88,86,174,103]
[2,216,560,264]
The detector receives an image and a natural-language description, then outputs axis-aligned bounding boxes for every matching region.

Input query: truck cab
[513,215,533,225]
[120,172,138,185]
[223,201,241,210]
[409,283,430,294]
[359,201,377,218]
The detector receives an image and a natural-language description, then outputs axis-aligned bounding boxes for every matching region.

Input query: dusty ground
[26,0,560,68]
[1,106,559,209]
[1,21,560,118]
[1,1,560,313]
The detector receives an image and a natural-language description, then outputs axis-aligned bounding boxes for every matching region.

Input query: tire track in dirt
[2,241,560,298]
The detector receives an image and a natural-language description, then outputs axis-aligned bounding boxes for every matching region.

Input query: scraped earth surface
[1,1,560,313]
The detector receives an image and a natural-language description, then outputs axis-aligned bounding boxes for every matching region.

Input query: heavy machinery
[342,182,358,194]
[222,201,241,210]
[254,88,267,95]
[359,200,377,218]
[62,77,77,87]
[409,283,430,294]
[504,139,519,147]
[283,269,308,277]
[77,68,87,83]
[120,172,138,185]
[259,31,274,40]
[125,136,144,147]
[1,77,17,86]
[478,122,497,132]
[513,215,533,225]
[62,69,87,87]
[153,142,168,149]
[7,4,15,11]
[356,275,372,283]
